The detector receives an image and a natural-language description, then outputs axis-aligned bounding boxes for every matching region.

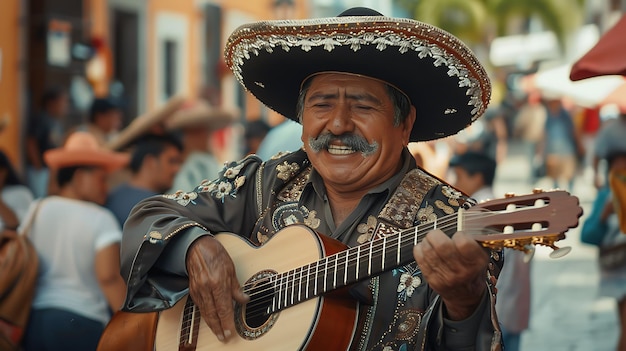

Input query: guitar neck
[267,218,453,313]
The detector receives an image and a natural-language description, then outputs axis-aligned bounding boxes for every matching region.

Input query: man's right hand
[186,236,249,342]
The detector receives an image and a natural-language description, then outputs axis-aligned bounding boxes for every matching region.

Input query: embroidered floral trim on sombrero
[226,17,489,118]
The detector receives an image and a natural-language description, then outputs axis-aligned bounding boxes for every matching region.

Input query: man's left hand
[413,229,489,320]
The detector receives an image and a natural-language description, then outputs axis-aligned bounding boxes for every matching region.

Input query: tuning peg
[504,192,516,198]
[548,245,571,259]
[523,245,535,263]
[532,188,545,194]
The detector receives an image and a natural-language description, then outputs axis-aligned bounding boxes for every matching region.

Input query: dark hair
[40,86,66,110]
[296,76,412,126]
[449,152,497,186]
[129,134,183,174]
[245,119,271,139]
[57,166,86,188]
[89,98,120,123]
[0,150,23,186]
[607,150,626,169]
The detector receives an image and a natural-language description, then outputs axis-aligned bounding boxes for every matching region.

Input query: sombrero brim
[44,149,130,173]
[225,14,491,142]
[106,95,186,151]
[166,103,238,131]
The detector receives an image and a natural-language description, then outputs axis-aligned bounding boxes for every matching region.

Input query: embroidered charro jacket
[120,148,502,351]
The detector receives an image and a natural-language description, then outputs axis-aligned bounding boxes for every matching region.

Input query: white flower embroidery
[417,205,437,223]
[397,272,421,298]
[234,175,246,189]
[223,164,244,179]
[215,181,233,199]
[163,191,198,206]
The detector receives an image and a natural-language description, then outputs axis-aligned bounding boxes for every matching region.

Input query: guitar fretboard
[266,214,461,313]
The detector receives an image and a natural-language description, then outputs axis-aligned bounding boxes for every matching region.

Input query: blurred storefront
[0,0,309,172]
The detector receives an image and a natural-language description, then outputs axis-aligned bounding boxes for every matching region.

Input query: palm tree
[396,0,585,50]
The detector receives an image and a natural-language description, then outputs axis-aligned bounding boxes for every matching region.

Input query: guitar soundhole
[234,270,280,340]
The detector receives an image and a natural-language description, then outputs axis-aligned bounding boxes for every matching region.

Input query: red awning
[570,14,626,81]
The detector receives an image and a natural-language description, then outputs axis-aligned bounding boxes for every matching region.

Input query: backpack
[0,201,42,351]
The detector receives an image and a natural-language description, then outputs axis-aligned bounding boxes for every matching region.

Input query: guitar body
[99,190,582,350]
[155,226,359,351]
[96,310,158,351]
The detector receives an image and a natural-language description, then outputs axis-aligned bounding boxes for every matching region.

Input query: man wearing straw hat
[165,99,237,192]
[119,7,500,351]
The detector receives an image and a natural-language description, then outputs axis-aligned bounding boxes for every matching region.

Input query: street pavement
[492,140,618,351]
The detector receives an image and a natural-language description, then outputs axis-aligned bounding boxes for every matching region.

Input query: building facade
[0,0,309,171]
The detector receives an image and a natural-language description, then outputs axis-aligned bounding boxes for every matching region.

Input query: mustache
[308,133,378,156]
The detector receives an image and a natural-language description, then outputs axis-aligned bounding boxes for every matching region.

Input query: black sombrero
[224,7,491,142]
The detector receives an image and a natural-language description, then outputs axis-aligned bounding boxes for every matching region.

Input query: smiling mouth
[327,145,356,155]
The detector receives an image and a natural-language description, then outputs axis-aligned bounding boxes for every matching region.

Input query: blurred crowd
[1,81,626,350]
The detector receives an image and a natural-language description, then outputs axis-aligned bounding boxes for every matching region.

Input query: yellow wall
[0,1,21,168]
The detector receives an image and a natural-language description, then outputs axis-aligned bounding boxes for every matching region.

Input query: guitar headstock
[465,189,583,257]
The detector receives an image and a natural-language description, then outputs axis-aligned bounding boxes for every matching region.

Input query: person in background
[22,131,129,351]
[119,8,502,351]
[581,150,626,351]
[450,106,508,164]
[593,106,626,189]
[513,90,548,184]
[539,94,584,192]
[244,119,271,156]
[105,134,183,227]
[166,100,236,192]
[449,151,531,351]
[256,116,304,160]
[0,150,34,232]
[73,97,123,146]
[25,87,69,198]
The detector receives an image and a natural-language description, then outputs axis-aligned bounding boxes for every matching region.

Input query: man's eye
[356,105,373,110]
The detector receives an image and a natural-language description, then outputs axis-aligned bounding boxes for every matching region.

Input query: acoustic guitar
[98,190,582,351]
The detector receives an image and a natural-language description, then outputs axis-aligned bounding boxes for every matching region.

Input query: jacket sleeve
[120,156,263,312]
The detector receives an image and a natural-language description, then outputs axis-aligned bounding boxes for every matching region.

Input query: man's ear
[402,106,417,145]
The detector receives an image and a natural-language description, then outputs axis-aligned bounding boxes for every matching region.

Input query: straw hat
[44,131,129,172]
[224,7,491,142]
[105,95,186,151]
[165,100,238,131]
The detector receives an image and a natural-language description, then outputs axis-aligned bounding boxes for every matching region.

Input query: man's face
[99,109,123,133]
[451,166,482,197]
[152,145,182,193]
[301,73,415,193]
[75,167,109,205]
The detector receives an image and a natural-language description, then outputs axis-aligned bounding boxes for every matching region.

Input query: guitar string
[178,218,462,335]
[239,206,554,319]
[239,211,522,318]
[241,209,510,295]
[181,204,548,328]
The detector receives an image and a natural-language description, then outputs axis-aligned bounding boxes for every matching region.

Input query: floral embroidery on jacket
[276,161,300,181]
[442,185,462,206]
[196,161,247,202]
[393,267,422,301]
[357,216,378,244]
[163,190,198,206]
[303,210,321,229]
[434,199,454,215]
[416,205,437,223]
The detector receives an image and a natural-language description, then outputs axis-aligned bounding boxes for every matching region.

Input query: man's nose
[328,104,354,135]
